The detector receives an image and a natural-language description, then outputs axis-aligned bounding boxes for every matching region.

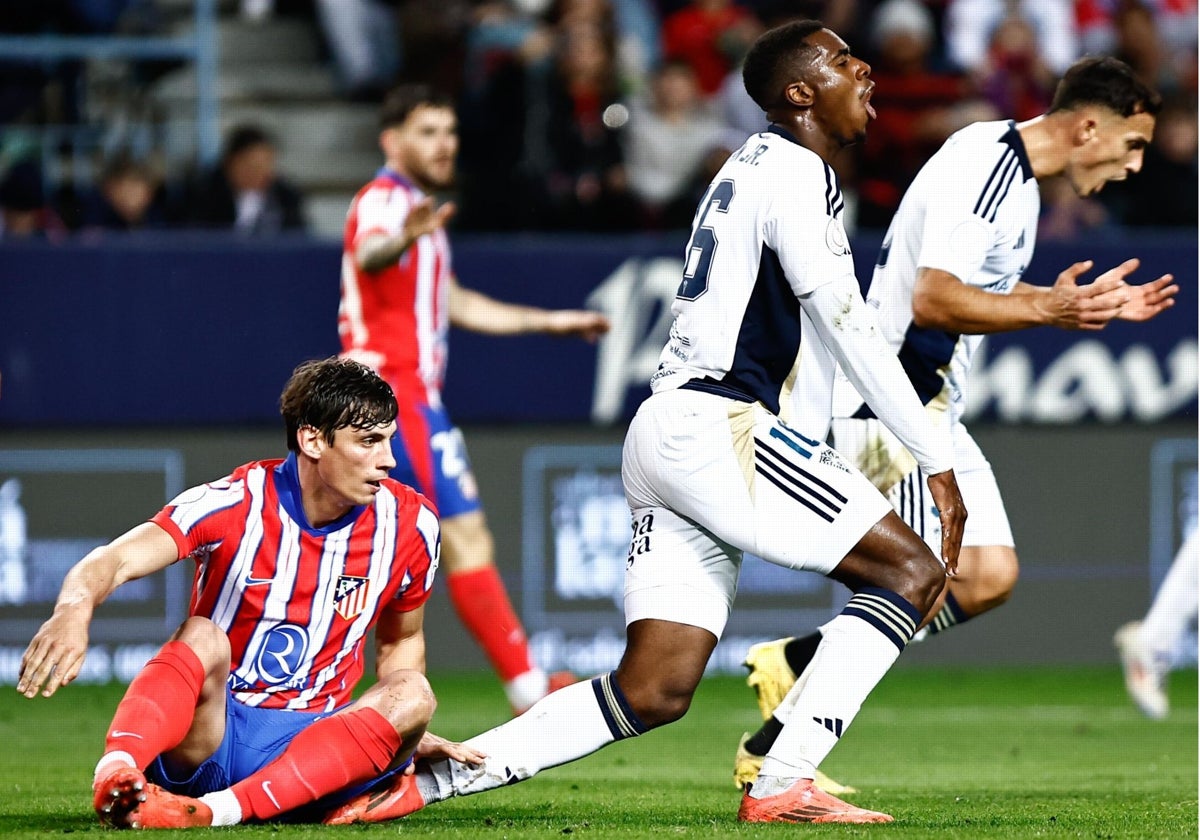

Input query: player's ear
[1074,114,1099,146]
[296,425,325,460]
[784,81,813,108]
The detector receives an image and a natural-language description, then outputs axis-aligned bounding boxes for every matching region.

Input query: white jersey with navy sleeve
[650,127,855,432]
[839,120,1039,426]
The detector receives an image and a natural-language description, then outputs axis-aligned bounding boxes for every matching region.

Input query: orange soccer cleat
[93,766,148,828]
[323,772,427,825]
[124,785,213,829]
[737,779,893,824]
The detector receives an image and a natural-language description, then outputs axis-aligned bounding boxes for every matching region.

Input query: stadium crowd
[0,0,1196,241]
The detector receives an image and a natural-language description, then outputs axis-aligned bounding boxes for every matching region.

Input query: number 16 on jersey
[678,179,735,301]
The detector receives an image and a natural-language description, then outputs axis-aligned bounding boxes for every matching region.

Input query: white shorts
[829,416,1015,553]
[621,389,892,638]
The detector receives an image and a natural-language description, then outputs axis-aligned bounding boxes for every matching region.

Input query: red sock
[231,708,401,821]
[447,566,534,682]
[103,641,206,770]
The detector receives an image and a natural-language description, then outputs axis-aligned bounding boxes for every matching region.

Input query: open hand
[407,731,487,772]
[402,197,457,243]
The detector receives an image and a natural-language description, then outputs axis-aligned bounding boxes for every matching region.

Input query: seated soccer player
[16,357,482,828]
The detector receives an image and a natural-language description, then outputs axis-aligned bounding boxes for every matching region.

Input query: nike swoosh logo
[262,781,280,810]
[243,576,274,586]
[110,731,143,739]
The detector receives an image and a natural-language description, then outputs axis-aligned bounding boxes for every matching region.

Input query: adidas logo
[813,716,844,737]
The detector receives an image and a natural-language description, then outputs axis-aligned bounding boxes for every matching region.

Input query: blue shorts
[391,401,482,518]
[145,691,410,823]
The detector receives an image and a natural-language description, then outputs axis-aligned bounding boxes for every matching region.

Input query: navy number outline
[677,179,735,300]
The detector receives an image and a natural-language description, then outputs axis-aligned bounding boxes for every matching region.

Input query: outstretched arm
[448,277,610,340]
[912,259,1156,334]
[17,522,179,698]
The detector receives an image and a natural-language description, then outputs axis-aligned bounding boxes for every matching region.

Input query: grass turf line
[0,666,1194,838]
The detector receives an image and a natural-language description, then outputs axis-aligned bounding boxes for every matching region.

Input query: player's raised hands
[1038,259,1134,330]
[542,310,612,342]
[402,197,456,243]
[17,608,90,698]
[1115,268,1179,322]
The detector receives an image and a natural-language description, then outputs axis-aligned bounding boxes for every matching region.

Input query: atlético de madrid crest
[333,575,370,620]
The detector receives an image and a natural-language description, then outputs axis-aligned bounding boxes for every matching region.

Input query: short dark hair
[279,357,398,453]
[223,124,274,163]
[1049,56,1162,118]
[742,19,826,112]
[379,84,455,130]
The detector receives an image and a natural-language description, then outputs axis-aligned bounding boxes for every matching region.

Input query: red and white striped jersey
[151,455,440,712]
[338,168,453,407]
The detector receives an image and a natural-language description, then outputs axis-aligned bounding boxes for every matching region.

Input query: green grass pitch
[0,666,1194,838]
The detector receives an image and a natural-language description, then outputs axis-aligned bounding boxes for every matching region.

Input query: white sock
[755,591,916,797]
[419,675,637,801]
[504,668,549,712]
[1142,532,1199,661]
[93,751,136,787]
[198,789,242,826]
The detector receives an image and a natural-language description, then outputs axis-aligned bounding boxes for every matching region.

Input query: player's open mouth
[862,85,876,120]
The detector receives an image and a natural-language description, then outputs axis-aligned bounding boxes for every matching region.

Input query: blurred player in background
[337,84,610,715]
[734,55,1178,790]
[325,20,966,826]
[1115,530,1198,719]
[17,358,481,828]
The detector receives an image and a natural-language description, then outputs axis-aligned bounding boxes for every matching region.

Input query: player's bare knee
[976,558,1019,612]
[370,669,436,734]
[623,680,695,728]
[896,543,946,615]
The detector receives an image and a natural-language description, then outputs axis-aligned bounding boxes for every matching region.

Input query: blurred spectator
[623,60,727,228]
[975,11,1058,120]
[661,0,763,97]
[945,0,1079,76]
[608,0,663,91]
[454,2,556,229]
[314,0,401,100]
[394,0,476,94]
[0,161,65,241]
[526,22,637,229]
[855,0,999,227]
[551,0,661,93]
[183,125,306,235]
[1101,94,1198,227]
[78,155,166,232]
[1109,0,1196,95]
[1077,0,1197,94]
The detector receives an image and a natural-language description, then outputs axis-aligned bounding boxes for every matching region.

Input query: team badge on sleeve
[825,218,851,256]
[333,575,371,620]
